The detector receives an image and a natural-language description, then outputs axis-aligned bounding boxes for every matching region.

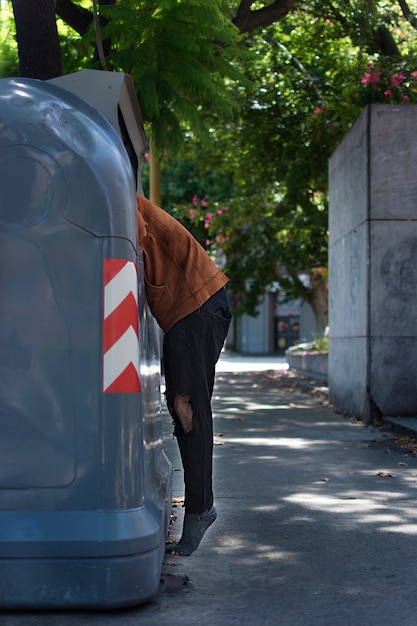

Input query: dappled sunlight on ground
[159,366,417,623]
[218,436,333,449]
[282,484,417,536]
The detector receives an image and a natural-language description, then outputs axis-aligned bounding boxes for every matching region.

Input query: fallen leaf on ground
[377,471,395,478]
[395,435,417,456]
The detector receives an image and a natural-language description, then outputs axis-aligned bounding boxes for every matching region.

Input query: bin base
[0,544,166,609]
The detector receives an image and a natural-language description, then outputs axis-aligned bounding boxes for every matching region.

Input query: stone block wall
[328,104,417,421]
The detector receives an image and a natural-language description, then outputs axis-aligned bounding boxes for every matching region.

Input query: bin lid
[49,70,149,176]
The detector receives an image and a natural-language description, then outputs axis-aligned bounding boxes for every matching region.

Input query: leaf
[377,471,395,478]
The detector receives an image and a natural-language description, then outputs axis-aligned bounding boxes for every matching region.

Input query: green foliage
[100,0,247,154]
[229,3,417,319]
[152,1,417,323]
[310,334,328,353]
[58,29,91,75]
[0,4,18,77]
[4,0,417,327]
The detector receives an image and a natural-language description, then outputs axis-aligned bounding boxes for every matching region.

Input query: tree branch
[55,0,114,63]
[55,0,92,35]
[397,0,417,28]
[232,0,299,34]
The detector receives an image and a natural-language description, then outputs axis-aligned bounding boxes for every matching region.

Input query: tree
[240,3,416,331]
[147,1,417,334]
[4,0,417,334]
[11,0,61,79]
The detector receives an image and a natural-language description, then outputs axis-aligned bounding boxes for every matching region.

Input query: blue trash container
[0,73,172,608]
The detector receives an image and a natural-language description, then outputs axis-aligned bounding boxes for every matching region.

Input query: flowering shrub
[360,62,417,104]
[177,195,231,253]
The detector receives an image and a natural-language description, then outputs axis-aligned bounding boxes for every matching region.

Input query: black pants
[163,287,231,514]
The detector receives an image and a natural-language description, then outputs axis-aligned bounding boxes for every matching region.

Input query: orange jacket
[136,194,229,333]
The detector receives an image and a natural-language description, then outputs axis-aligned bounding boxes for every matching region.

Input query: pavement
[3,353,417,625]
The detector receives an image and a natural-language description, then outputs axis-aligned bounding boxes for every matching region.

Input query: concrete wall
[299,300,318,344]
[329,104,417,421]
[236,293,273,353]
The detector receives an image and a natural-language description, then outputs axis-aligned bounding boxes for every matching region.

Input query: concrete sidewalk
[3,357,417,625]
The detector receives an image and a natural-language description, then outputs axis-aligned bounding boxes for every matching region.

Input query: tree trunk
[308,270,328,336]
[149,147,162,207]
[12,0,61,79]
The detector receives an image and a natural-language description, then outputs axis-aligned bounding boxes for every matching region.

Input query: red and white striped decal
[102,259,141,393]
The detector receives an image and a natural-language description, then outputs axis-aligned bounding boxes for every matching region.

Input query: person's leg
[163,317,216,516]
[164,288,231,555]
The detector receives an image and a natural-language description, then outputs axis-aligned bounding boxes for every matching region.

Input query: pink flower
[192,195,198,207]
[144,153,150,162]
[361,71,380,85]
[411,71,417,80]
[217,209,223,216]
[384,89,392,97]
[205,239,211,247]
[200,198,208,207]
[204,212,212,229]
[313,107,323,114]
[390,72,404,87]
[188,209,196,219]
[402,95,410,103]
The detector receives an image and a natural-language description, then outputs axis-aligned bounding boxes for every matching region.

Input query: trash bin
[0,71,172,608]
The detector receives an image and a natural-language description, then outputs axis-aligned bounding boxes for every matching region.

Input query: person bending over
[136,194,232,556]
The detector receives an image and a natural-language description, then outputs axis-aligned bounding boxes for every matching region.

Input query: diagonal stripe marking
[102,292,139,354]
[103,326,140,392]
[104,261,138,319]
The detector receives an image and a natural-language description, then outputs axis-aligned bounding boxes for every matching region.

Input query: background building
[234,289,317,354]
